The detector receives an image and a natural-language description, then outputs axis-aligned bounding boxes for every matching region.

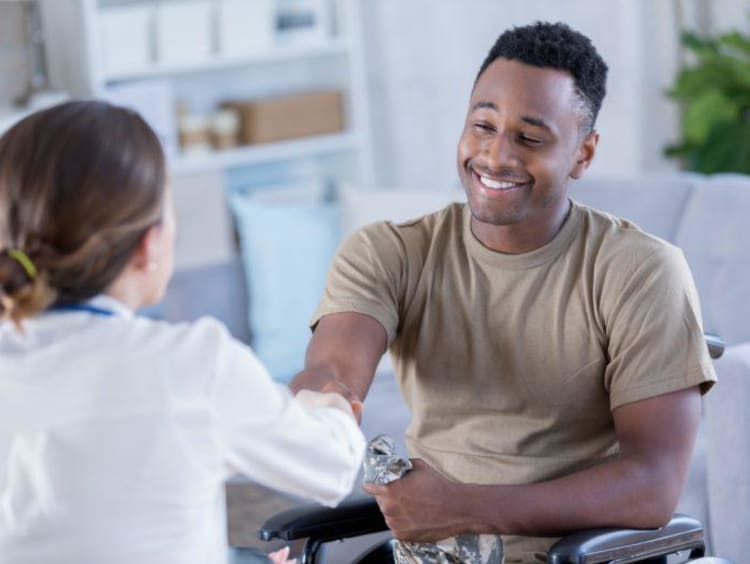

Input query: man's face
[457,58,596,234]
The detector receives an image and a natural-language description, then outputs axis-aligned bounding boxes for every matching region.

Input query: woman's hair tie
[6,249,38,280]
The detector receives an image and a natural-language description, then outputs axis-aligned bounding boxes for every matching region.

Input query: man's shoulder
[574,200,681,265]
[353,202,465,250]
[357,201,464,232]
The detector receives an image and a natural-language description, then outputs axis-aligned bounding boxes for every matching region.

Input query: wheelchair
[258,334,732,564]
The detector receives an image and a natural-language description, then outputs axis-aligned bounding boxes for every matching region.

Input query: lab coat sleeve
[207,321,365,507]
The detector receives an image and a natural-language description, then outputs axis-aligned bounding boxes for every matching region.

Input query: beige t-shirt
[313,201,716,562]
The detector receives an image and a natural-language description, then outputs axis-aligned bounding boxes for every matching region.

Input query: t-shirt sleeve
[312,222,406,344]
[205,321,366,507]
[603,243,717,410]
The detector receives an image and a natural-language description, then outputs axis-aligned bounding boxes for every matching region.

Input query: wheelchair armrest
[258,496,387,544]
[547,514,705,563]
[706,333,725,359]
[260,501,706,564]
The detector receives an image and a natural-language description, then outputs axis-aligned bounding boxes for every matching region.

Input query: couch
[163,173,750,562]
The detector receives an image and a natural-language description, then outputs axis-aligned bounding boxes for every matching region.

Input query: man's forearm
[290,312,386,399]
[364,453,686,543]
[460,454,682,537]
[365,387,700,543]
[289,365,340,395]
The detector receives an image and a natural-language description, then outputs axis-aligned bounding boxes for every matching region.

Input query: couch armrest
[547,514,704,563]
[705,343,750,563]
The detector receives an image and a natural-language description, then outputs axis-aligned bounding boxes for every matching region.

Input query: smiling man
[291,22,716,563]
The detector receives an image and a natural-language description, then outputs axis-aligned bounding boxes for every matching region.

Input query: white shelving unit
[104,38,352,82]
[37,0,374,182]
[171,130,356,175]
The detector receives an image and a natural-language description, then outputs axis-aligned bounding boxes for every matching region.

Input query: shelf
[38,0,373,181]
[169,131,357,176]
[104,39,350,83]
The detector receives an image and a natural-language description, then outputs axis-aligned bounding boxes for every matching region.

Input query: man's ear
[570,130,599,179]
[130,224,161,273]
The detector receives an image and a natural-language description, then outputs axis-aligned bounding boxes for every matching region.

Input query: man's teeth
[479,175,523,190]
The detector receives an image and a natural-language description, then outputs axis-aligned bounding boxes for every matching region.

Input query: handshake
[290,371,364,424]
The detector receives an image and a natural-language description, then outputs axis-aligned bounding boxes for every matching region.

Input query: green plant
[666,27,750,174]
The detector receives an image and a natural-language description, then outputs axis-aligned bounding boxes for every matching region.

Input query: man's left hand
[362,459,469,542]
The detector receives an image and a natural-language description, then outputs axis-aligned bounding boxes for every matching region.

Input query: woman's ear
[130,224,162,273]
[570,130,599,179]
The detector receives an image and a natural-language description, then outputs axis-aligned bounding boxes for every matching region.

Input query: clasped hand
[362,459,469,542]
[289,371,364,423]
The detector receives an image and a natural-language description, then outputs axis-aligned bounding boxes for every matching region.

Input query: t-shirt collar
[462,199,583,269]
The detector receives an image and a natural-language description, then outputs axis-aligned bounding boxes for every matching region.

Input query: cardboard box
[225,91,345,145]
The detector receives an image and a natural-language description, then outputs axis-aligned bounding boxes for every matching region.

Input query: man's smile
[470,168,532,197]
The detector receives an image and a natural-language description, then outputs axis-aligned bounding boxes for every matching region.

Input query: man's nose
[483,133,519,170]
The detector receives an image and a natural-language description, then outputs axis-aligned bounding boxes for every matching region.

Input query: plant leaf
[692,121,750,174]
[718,31,750,59]
[681,30,719,57]
[663,142,697,158]
[668,56,750,99]
[668,67,722,99]
[682,89,740,144]
[667,23,750,172]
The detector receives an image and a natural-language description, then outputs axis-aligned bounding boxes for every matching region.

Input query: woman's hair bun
[0,250,56,325]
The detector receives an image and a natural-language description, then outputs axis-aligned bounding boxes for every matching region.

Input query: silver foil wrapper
[362,435,504,564]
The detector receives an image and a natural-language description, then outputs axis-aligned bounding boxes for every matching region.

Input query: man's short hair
[477,22,608,132]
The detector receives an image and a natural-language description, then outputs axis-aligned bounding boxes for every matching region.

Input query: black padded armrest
[548,514,704,563]
[261,501,705,564]
[259,496,387,544]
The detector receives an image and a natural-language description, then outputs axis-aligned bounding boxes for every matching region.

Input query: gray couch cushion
[569,173,697,242]
[705,344,750,562]
[160,259,251,343]
[675,175,750,345]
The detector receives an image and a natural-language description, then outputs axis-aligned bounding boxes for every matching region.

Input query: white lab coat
[0,295,365,564]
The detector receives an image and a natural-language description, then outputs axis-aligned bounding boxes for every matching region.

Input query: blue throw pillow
[228,189,340,382]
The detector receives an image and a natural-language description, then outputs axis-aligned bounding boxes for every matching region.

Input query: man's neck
[469,199,572,254]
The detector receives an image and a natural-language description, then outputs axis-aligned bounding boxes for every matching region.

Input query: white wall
[0,2,32,108]
[701,0,750,35]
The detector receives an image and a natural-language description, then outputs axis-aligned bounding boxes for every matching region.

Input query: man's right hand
[291,372,364,424]
[320,382,364,423]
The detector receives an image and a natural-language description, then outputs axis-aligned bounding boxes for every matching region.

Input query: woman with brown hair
[0,101,365,564]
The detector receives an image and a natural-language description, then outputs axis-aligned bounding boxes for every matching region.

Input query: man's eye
[519,134,543,145]
[473,122,493,132]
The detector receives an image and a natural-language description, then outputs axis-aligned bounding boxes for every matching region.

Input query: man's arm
[363,386,701,541]
[290,312,388,410]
